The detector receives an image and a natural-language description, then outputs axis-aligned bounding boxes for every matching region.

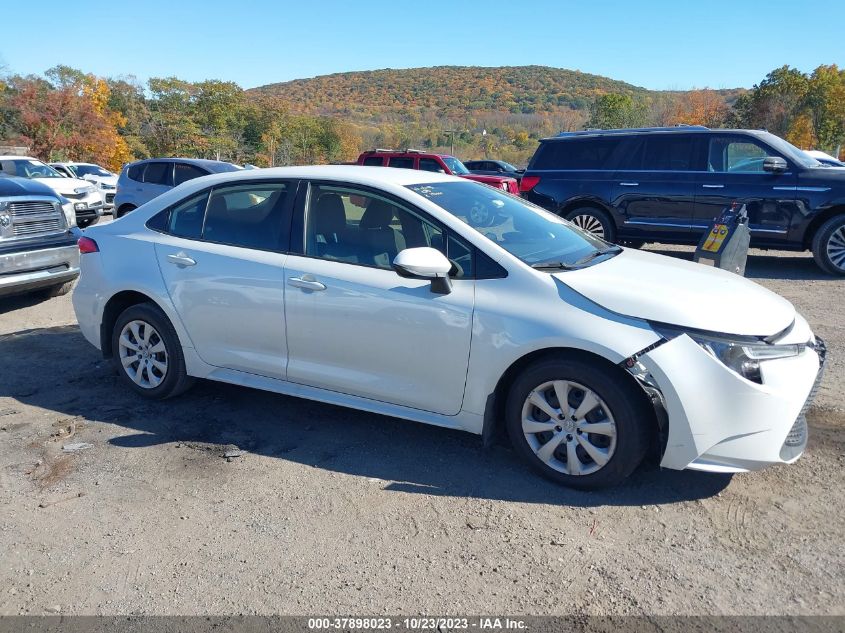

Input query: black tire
[42,280,75,298]
[811,214,845,275]
[111,302,194,399]
[505,357,651,490]
[115,205,136,219]
[564,207,616,242]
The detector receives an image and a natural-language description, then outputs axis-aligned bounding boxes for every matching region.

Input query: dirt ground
[0,243,842,617]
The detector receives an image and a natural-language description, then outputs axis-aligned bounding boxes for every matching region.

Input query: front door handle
[618,182,639,186]
[288,276,326,291]
[702,184,725,189]
[166,252,196,267]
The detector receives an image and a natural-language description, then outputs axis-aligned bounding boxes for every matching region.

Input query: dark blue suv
[520,126,845,275]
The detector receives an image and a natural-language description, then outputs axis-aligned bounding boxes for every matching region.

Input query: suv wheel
[505,357,650,489]
[111,303,194,399]
[812,215,845,275]
[116,205,136,219]
[565,207,615,242]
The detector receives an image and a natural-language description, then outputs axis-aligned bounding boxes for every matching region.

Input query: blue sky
[1,0,842,90]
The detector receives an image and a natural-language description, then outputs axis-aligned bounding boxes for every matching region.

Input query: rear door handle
[618,182,639,186]
[288,276,326,291]
[702,184,725,189]
[166,252,196,267]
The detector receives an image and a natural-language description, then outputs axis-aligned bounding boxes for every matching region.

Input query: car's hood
[461,174,516,184]
[82,174,118,187]
[554,248,795,337]
[33,177,97,195]
[0,175,59,198]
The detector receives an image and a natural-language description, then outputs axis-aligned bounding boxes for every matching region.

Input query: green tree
[586,93,647,129]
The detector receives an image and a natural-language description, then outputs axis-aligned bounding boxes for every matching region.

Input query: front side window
[143,162,173,186]
[305,184,472,275]
[708,137,775,173]
[407,181,613,269]
[387,157,414,169]
[419,158,445,173]
[174,163,209,186]
[203,182,290,251]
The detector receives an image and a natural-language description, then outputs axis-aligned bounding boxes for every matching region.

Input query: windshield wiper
[530,261,579,270]
[574,246,621,266]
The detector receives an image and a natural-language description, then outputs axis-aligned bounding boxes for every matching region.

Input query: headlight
[74,186,96,195]
[58,200,76,228]
[651,323,803,384]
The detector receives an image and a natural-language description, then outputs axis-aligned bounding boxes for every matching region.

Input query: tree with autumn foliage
[666,89,729,127]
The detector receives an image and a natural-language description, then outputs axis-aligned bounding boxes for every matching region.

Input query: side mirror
[392,247,453,294]
[763,156,788,173]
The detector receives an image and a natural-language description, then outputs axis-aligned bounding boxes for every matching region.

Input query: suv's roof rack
[366,148,428,154]
[556,125,709,137]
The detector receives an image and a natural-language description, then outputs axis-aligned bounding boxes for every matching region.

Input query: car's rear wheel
[812,215,845,275]
[115,205,136,219]
[565,207,615,242]
[111,303,194,399]
[505,357,650,489]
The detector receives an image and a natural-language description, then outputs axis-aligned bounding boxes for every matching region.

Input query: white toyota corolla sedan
[72,166,826,489]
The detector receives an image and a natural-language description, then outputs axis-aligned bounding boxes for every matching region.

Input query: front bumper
[70,193,105,222]
[637,333,825,473]
[0,241,80,297]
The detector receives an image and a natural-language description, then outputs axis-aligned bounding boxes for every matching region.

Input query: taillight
[78,236,99,253]
[520,176,540,192]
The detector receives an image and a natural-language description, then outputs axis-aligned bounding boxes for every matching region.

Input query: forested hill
[248,65,742,122]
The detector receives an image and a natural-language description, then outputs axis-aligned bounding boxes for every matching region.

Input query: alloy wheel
[826,225,845,272]
[570,214,605,238]
[520,380,617,476]
[118,320,168,389]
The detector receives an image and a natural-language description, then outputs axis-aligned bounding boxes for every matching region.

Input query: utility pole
[444,130,457,156]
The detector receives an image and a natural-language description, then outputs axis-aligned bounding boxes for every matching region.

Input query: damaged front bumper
[623,332,826,474]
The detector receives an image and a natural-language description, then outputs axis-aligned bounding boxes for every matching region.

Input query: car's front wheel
[565,207,615,242]
[812,214,845,275]
[111,302,194,399]
[505,357,651,489]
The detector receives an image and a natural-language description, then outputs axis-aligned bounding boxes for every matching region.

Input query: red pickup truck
[357,149,520,194]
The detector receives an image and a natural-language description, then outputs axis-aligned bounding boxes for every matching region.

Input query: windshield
[442,156,470,175]
[0,159,63,178]
[69,164,112,178]
[407,181,615,269]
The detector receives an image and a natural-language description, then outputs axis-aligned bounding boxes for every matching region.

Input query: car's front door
[693,135,798,244]
[612,134,701,242]
[153,180,294,379]
[283,182,475,416]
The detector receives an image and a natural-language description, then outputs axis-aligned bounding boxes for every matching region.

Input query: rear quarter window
[362,156,384,166]
[126,163,145,181]
[531,137,624,170]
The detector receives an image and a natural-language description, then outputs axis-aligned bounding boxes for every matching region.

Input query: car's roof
[190,164,459,187]
[542,127,771,142]
[50,161,98,167]
[360,150,457,159]
[0,155,43,161]
[127,157,241,171]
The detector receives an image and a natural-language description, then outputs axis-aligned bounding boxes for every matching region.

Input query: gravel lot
[0,242,842,617]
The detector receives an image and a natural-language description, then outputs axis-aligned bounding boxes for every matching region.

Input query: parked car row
[518,126,845,275]
[0,156,105,227]
[50,162,118,213]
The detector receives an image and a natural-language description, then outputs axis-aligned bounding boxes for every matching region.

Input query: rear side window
[362,156,384,166]
[203,182,290,251]
[166,191,209,239]
[143,162,173,186]
[388,157,414,169]
[643,135,695,171]
[174,163,208,186]
[419,157,445,173]
[127,163,145,181]
[531,138,623,170]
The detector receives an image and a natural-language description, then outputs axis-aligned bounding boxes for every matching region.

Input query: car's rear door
[153,179,295,379]
[611,134,701,242]
[139,161,174,205]
[282,181,475,415]
[694,134,798,243]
